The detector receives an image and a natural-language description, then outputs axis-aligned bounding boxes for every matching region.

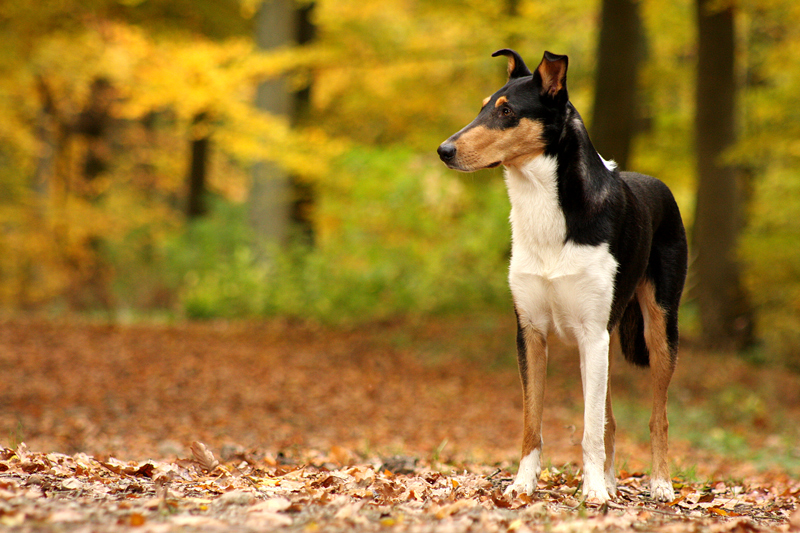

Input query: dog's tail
[618,300,650,367]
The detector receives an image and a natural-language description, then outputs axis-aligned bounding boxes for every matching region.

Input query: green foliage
[629,0,696,203]
[735,1,800,364]
[165,200,267,319]
[740,166,800,364]
[170,149,511,322]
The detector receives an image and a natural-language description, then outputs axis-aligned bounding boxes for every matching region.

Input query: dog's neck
[504,104,624,248]
[514,104,619,217]
[505,155,566,250]
[553,105,615,179]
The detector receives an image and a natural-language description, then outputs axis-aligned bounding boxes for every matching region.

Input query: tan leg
[505,327,548,497]
[637,281,676,502]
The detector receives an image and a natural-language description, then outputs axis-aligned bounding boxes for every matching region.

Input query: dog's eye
[501,107,513,117]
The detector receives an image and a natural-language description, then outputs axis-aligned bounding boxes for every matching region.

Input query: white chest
[505,157,618,338]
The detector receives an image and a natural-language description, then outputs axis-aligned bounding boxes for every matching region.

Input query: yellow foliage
[0,0,798,358]
[0,14,347,308]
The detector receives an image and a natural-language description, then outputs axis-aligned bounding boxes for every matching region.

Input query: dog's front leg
[504,321,548,498]
[578,329,611,503]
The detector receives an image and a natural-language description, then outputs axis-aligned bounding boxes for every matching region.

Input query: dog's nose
[437,142,456,162]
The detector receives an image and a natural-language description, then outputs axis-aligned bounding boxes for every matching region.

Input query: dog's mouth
[444,160,503,172]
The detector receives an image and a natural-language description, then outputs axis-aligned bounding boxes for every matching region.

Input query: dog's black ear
[534,51,568,104]
[492,49,532,80]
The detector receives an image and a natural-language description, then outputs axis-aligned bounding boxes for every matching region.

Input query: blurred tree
[0,0,795,354]
[591,0,644,170]
[733,0,800,362]
[249,0,297,245]
[693,0,754,350]
[76,77,115,181]
[186,112,210,219]
[290,2,317,244]
[0,0,337,310]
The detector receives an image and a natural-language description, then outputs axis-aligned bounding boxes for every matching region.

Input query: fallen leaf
[246,512,293,527]
[333,500,365,520]
[48,510,84,523]
[61,478,83,491]
[434,498,477,518]
[508,518,524,530]
[329,445,352,466]
[216,489,255,506]
[250,498,291,513]
[789,507,800,531]
[170,516,227,527]
[191,442,220,473]
[491,489,512,509]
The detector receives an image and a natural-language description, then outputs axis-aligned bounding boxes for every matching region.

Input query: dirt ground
[1,316,798,531]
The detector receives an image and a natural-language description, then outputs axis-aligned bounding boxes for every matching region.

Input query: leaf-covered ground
[1,316,799,531]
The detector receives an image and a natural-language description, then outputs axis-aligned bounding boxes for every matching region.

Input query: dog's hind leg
[505,317,548,497]
[637,280,676,502]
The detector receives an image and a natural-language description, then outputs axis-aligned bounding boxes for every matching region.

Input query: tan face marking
[495,95,509,108]
[451,118,546,170]
[481,96,491,108]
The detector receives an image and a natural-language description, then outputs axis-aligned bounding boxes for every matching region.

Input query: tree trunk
[76,78,114,181]
[33,75,57,204]
[590,0,644,170]
[249,0,296,244]
[186,112,210,219]
[693,0,754,350]
[289,2,316,245]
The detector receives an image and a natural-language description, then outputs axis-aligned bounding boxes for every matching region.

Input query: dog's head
[437,50,568,171]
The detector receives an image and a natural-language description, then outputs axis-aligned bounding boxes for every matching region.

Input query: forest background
[0,0,798,364]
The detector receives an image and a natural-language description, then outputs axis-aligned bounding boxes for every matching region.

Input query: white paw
[583,469,611,503]
[504,450,541,498]
[650,478,675,502]
[503,479,536,498]
[583,486,611,504]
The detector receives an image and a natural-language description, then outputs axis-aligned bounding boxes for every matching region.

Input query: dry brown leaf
[250,498,291,513]
[246,512,293,528]
[490,489,513,509]
[328,445,352,466]
[191,442,220,473]
[789,507,800,531]
[434,498,477,519]
[217,489,256,506]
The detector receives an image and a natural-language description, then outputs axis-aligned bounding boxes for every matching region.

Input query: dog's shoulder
[619,172,683,228]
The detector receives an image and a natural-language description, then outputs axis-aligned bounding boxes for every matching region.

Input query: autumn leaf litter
[1,318,799,531]
[1,442,798,532]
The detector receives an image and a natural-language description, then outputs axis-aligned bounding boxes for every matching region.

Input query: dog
[437,50,687,503]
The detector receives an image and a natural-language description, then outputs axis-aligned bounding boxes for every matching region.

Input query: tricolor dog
[437,50,687,503]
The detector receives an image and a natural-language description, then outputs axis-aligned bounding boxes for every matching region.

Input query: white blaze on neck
[598,153,617,171]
